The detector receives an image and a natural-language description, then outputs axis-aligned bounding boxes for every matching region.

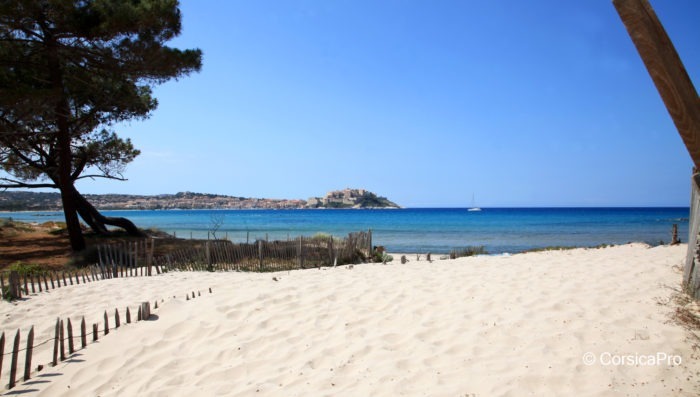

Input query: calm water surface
[1,207,689,254]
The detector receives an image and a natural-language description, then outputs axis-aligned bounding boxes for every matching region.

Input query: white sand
[1,243,699,396]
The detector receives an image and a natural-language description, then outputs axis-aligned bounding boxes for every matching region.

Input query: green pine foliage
[0,0,202,250]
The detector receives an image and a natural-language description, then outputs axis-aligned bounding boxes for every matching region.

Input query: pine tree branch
[74,174,127,182]
[0,177,56,189]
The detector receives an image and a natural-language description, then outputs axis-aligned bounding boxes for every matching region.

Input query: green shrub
[449,246,488,259]
[372,251,393,263]
[6,261,45,276]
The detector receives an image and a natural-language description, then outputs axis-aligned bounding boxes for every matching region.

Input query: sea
[0,207,690,255]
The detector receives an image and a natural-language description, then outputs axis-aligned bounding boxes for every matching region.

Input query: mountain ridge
[0,189,400,211]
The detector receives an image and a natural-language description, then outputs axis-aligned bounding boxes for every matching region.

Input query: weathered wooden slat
[0,332,5,381]
[93,323,98,342]
[126,307,131,324]
[115,309,120,329]
[8,329,20,389]
[67,318,74,354]
[59,319,65,361]
[141,302,151,320]
[104,311,109,335]
[24,326,34,381]
[81,317,87,348]
[52,319,59,366]
[9,271,22,299]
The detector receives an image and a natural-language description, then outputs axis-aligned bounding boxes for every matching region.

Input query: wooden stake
[104,311,109,335]
[93,324,98,342]
[8,329,20,389]
[0,332,5,381]
[24,326,34,381]
[52,318,59,366]
[81,317,87,348]
[59,320,65,361]
[115,308,120,329]
[67,318,74,354]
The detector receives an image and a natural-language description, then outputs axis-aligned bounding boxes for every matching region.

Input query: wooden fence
[156,231,373,272]
[0,301,152,390]
[1,231,372,301]
[0,263,164,302]
[0,289,213,390]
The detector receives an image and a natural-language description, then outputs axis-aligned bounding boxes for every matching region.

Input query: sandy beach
[1,243,698,396]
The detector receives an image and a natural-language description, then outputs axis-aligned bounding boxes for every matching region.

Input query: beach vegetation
[522,246,580,253]
[311,232,343,245]
[522,243,614,253]
[5,261,45,276]
[450,246,488,258]
[0,0,202,251]
[372,250,393,263]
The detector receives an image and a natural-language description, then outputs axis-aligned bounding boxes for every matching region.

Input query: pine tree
[0,0,202,251]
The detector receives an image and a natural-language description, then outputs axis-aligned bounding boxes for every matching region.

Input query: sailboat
[468,193,481,212]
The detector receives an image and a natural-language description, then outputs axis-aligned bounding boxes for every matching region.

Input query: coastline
[0,207,690,254]
[1,243,697,396]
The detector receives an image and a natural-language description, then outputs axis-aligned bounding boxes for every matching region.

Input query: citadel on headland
[0,189,400,211]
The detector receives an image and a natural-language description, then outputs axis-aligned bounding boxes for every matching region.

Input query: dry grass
[668,290,700,356]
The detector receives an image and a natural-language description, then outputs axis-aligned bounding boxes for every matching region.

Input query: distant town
[0,188,400,211]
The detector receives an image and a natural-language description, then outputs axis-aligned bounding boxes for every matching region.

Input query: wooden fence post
[148,238,155,276]
[81,317,87,348]
[104,311,109,335]
[52,319,59,366]
[298,237,304,269]
[67,318,74,354]
[8,329,20,389]
[8,271,21,300]
[258,240,263,271]
[59,320,65,361]
[368,229,373,258]
[23,326,34,381]
[141,302,151,320]
[672,224,680,244]
[206,241,213,272]
[0,332,5,382]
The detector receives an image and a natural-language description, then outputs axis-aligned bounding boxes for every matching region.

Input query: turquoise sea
[1,208,690,254]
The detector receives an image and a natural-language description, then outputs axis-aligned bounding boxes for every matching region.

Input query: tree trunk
[46,28,85,252]
[58,184,86,251]
[70,187,144,237]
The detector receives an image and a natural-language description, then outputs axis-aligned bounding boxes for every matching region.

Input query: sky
[72,0,700,207]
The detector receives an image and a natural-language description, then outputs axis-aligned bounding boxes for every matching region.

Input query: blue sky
[76,0,699,207]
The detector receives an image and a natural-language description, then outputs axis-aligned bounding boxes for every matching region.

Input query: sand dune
[1,243,698,396]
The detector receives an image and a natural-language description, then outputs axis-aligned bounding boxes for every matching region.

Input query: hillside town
[0,189,400,211]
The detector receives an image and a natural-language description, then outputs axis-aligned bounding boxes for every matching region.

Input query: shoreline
[1,208,691,256]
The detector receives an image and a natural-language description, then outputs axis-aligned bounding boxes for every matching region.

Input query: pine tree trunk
[47,30,85,252]
[71,188,144,237]
[58,184,86,251]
